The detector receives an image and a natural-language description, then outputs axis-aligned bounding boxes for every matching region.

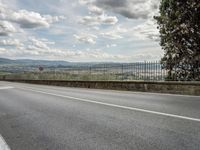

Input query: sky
[0,0,163,62]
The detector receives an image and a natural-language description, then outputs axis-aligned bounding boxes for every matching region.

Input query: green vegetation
[0,72,118,81]
[0,61,170,81]
[0,71,164,81]
[155,0,200,81]
[0,72,11,75]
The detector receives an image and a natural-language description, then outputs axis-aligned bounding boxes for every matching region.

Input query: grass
[0,72,11,76]
[0,71,165,81]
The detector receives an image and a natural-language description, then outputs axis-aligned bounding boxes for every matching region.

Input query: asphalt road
[0,81,200,150]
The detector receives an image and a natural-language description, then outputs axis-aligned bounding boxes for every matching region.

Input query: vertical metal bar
[145,61,147,81]
[150,61,152,81]
[147,61,149,81]
[151,61,152,81]
[138,62,139,80]
[160,62,162,81]
[142,61,144,80]
[121,64,124,81]
[140,62,141,80]
[150,61,154,80]
[156,61,157,81]
[136,62,138,80]
[139,62,141,80]
[144,61,146,81]
[89,66,91,75]
[148,61,150,80]
[150,61,152,80]
[141,62,143,80]
[149,61,151,81]
[137,62,139,80]
[155,61,156,81]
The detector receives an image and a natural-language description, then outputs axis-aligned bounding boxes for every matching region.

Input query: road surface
[0,81,200,150]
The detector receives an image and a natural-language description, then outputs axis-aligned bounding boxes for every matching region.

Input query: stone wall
[2,79,200,96]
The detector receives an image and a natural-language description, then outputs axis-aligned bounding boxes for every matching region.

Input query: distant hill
[0,58,14,64]
[0,58,121,67]
[0,57,160,73]
[0,58,71,66]
[0,58,121,73]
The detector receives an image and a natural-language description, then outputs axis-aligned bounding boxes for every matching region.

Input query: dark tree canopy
[155,0,200,81]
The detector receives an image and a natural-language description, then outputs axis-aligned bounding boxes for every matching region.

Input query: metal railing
[1,61,200,81]
[59,62,167,81]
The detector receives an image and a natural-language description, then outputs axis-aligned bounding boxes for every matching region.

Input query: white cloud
[79,0,118,26]
[0,0,162,62]
[28,38,50,50]
[92,26,100,30]
[39,38,55,45]
[0,38,22,47]
[74,33,97,44]
[88,5,103,15]
[24,37,56,53]
[0,46,125,61]
[106,44,117,48]
[11,10,50,28]
[0,21,16,36]
[79,0,160,42]
[43,15,65,24]
[93,0,160,19]
[8,37,59,57]
[78,0,92,5]
[100,32,122,40]
[100,14,118,25]
[85,49,123,59]
[0,45,162,62]
[79,14,118,26]
[0,47,6,51]
[0,2,65,29]
[100,25,127,40]
[131,19,160,41]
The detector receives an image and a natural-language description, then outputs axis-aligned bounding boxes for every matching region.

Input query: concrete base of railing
[1,79,200,96]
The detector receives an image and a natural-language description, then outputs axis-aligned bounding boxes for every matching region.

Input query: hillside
[0,58,71,66]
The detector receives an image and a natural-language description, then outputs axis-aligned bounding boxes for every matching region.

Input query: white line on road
[0,86,14,90]
[19,87,200,122]
[0,135,10,150]
[5,82,200,98]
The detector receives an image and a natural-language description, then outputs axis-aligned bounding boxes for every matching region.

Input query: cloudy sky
[0,0,163,62]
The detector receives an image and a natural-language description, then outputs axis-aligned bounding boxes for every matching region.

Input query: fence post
[144,61,147,80]
[89,66,92,75]
[155,61,157,81]
[121,64,124,81]
[103,64,106,76]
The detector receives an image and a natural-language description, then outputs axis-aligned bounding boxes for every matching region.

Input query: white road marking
[11,83,200,98]
[0,135,10,150]
[0,86,14,90]
[18,87,200,122]
[3,81,200,98]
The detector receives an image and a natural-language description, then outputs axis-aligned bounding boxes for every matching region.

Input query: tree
[155,0,200,81]
[38,66,44,72]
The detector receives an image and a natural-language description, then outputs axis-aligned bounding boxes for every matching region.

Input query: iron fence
[1,61,200,81]
[57,61,167,81]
